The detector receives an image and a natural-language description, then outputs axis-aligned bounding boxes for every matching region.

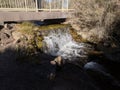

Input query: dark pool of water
[0,48,120,90]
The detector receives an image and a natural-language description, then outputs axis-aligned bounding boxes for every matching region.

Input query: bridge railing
[0,0,73,12]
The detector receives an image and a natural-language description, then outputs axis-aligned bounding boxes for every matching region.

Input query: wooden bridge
[0,0,73,24]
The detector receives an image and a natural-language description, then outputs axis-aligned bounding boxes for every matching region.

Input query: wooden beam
[0,12,68,22]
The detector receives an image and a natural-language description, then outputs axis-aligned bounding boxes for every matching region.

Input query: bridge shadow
[31,18,66,26]
[0,47,56,90]
[0,47,98,90]
[44,19,66,25]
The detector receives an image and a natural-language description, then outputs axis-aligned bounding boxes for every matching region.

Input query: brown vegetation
[68,0,120,43]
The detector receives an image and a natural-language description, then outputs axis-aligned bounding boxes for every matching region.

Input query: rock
[0,32,9,39]
[52,63,100,90]
[50,60,56,65]
[12,31,27,43]
[48,73,56,80]
[84,62,106,72]
[0,32,12,45]
[50,56,62,66]
[4,23,15,30]
[84,61,120,90]
[4,24,8,29]
[71,24,80,31]
[4,30,12,38]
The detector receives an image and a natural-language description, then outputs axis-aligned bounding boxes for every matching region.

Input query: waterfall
[42,27,93,62]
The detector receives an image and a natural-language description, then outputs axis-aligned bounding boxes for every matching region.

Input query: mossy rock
[70,29,88,43]
[17,22,38,35]
[17,22,69,37]
[38,24,70,31]
[16,22,71,53]
[14,22,72,64]
[35,36,43,49]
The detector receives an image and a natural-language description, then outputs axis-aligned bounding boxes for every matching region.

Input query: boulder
[12,31,27,43]
[50,56,62,66]
[0,32,12,46]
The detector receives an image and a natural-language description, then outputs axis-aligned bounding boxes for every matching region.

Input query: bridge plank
[0,12,68,22]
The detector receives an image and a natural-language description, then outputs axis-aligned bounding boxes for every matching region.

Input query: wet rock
[84,62,106,72]
[50,56,62,66]
[84,62,120,90]
[52,63,100,90]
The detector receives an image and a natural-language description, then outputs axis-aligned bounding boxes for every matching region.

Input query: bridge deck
[0,0,73,23]
[0,12,69,22]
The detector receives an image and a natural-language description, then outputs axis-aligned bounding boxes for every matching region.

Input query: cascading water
[42,27,120,89]
[42,27,93,63]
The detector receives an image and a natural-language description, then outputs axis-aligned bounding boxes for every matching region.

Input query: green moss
[38,24,69,31]
[27,45,36,54]
[70,29,82,42]
[17,22,71,53]
[15,22,71,64]
[70,29,89,43]
[18,22,69,34]
[35,36,43,49]
[17,22,69,47]
[18,22,38,35]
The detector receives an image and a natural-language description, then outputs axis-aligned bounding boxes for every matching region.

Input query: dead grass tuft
[69,0,120,43]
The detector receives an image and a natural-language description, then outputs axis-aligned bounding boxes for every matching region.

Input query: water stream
[42,27,120,89]
[42,27,93,63]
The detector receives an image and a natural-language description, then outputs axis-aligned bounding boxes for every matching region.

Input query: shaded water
[0,24,120,90]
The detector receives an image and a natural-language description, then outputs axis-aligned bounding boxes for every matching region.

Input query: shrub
[69,0,120,43]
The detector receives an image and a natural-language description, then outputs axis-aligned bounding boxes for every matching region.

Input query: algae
[70,28,88,43]
[14,22,92,64]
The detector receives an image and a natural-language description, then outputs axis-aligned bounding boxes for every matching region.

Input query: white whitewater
[42,27,120,89]
[43,28,93,62]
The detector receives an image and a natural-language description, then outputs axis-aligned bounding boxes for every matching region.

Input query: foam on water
[42,28,93,61]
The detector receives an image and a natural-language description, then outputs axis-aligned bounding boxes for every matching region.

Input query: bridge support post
[49,0,51,12]
[67,0,69,11]
[62,0,64,12]
[35,0,38,12]
[25,0,28,12]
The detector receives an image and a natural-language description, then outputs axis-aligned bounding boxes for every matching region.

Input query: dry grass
[69,0,120,43]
